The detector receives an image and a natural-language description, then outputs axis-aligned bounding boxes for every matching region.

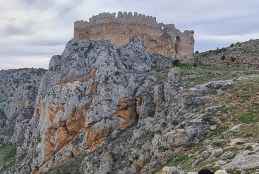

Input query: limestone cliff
[17,39,174,173]
[74,12,194,62]
[0,68,46,173]
[0,68,46,144]
[13,38,213,174]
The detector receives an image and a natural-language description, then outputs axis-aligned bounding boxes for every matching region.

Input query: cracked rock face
[2,35,258,174]
[0,68,46,145]
[18,39,184,173]
[0,38,214,174]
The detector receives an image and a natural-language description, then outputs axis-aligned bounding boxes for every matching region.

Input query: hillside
[0,24,259,174]
[196,39,259,66]
[158,64,259,174]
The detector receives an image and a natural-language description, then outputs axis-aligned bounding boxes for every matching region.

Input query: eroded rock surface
[15,39,176,173]
[3,37,259,174]
[2,36,258,174]
[0,68,46,174]
[0,68,46,144]
[11,37,215,174]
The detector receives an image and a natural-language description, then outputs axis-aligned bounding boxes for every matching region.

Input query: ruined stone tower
[74,12,194,61]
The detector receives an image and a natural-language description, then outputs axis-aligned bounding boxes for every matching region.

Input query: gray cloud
[2,22,36,37]
[3,24,30,36]
[0,0,258,69]
[20,0,53,10]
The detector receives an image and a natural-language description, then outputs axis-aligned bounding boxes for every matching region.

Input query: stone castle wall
[74,12,194,61]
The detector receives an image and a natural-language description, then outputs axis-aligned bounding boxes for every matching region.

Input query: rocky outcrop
[74,12,194,62]
[0,68,46,174]
[224,145,259,170]
[0,68,46,144]
[2,32,258,174]
[11,38,214,174]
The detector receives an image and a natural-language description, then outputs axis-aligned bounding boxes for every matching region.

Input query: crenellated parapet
[74,12,195,62]
[76,12,158,27]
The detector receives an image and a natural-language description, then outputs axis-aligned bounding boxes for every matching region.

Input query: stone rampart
[74,12,194,61]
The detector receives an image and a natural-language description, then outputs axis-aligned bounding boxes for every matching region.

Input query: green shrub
[0,144,16,169]
[36,135,41,143]
[239,112,258,124]
[175,63,193,68]
[167,154,190,166]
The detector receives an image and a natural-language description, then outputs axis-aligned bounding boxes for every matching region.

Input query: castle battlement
[74,12,195,62]
[75,12,162,30]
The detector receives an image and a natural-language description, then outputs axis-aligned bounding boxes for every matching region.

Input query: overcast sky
[0,0,259,69]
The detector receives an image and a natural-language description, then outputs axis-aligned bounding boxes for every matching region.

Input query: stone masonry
[74,12,194,62]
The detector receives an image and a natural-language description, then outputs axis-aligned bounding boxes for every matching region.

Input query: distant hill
[196,39,259,66]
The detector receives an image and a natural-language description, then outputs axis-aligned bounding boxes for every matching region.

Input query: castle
[74,12,194,61]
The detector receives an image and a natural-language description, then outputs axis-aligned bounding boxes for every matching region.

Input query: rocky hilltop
[18,38,186,174]
[196,39,259,66]
[1,13,259,174]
